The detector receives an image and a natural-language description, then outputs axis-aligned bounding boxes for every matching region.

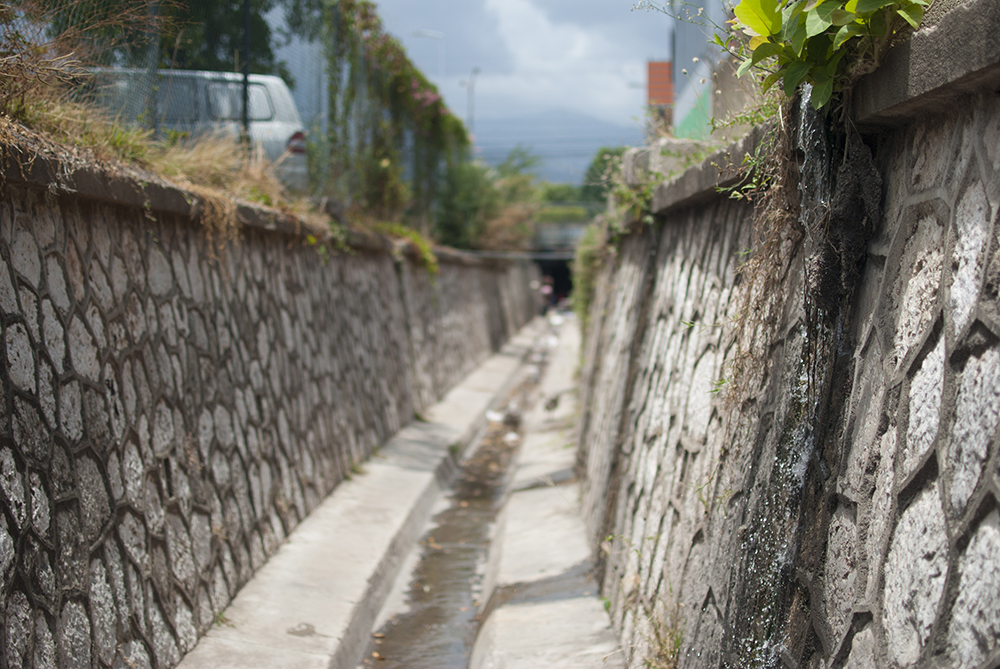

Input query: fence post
[242,0,251,141]
[143,0,159,134]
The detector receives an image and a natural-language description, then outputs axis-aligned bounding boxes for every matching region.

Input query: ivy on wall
[309,0,468,229]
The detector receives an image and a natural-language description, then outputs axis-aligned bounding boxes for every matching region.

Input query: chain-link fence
[2,1,464,205]
[85,68,282,137]
[80,66,308,188]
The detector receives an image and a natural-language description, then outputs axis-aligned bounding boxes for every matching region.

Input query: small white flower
[692,57,700,63]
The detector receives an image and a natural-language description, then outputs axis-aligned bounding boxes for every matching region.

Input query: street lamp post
[242,0,250,141]
[412,29,445,82]
[462,67,480,135]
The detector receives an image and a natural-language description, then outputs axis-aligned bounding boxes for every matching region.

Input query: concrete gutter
[470,317,625,669]
[176,318,546,669]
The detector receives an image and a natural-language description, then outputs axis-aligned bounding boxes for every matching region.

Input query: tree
[435,146,540,250]
[160,0,291,81]
[581,145,627,203]
[540,183,581,204]
[44,0,292,81]
[436,160,497,249]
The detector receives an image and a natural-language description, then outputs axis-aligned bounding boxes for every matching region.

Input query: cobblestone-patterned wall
[0,183,537,669]
[578,92,1000,668]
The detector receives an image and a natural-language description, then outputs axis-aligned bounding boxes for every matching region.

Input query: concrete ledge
[0,142,534,268]
[853,0,1000,126]
[641,0,1000,217]
[650,127,765,216]
[176,318,545,669]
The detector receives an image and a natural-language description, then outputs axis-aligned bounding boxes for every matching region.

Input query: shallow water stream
[357,375,539,668]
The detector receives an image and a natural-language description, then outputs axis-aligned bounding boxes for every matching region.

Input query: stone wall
[577,9,1000,668]
[0,169,537,668]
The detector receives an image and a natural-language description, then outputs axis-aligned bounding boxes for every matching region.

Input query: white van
[89,69,309,191]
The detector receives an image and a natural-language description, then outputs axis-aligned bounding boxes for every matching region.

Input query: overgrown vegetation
[729,0,930,110]
[571,219,605,334]
[717,0,922,402]
[284,0,467,230]
[436,147,541,250]
[4,0,577,261]
[624,0,926,407]
[0,2,336,248]
[0,0,484,264]
[371,222,439,275]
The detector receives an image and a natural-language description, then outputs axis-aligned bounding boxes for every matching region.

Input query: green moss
[373,222,439,275]
[571,221,606,336]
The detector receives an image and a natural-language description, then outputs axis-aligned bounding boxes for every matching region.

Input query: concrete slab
[508,430,577,491]
[177,318,545,669]
[472,314,623,669]
[537,315,580,399]
[495,483,591,586]
[470,597,625,669]
[513,317,581,489]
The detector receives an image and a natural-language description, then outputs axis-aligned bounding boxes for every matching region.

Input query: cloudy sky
[372,0,672,129]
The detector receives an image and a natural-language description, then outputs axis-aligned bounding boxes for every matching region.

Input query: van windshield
[208,83,274,122]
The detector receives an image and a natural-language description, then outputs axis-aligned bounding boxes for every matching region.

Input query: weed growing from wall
[718,109,804,409]
[730,0,929,110]
[600,530,687,669]
[571,219,608,336]
[643,605,684,669]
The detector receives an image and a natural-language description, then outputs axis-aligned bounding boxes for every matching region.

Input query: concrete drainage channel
[178,319,543,669]
[177,314,621,669]
[358,314,623,669]
[356,363,538,668]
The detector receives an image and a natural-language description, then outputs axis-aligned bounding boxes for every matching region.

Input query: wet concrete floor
[358,375,539,668]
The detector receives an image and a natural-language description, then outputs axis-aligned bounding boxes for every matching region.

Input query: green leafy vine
[309,0,468,224]
[729,0,930,109]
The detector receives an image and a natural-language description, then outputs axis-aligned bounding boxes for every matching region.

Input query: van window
[208,84,236,120]
[157,78,197,123]
[208,83,274,121]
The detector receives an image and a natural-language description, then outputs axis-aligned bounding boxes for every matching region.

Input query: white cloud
[375,0,670,126]
[477,0,647,123]
[486,0,601,70]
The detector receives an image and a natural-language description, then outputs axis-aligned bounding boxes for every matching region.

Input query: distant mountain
[471,109,645,185]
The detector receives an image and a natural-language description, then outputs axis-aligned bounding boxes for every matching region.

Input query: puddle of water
[359,378,538,669]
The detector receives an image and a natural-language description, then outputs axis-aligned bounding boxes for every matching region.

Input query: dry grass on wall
[0,3,332,245]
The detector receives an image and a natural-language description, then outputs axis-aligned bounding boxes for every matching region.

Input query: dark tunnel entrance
[534,258,573,305]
